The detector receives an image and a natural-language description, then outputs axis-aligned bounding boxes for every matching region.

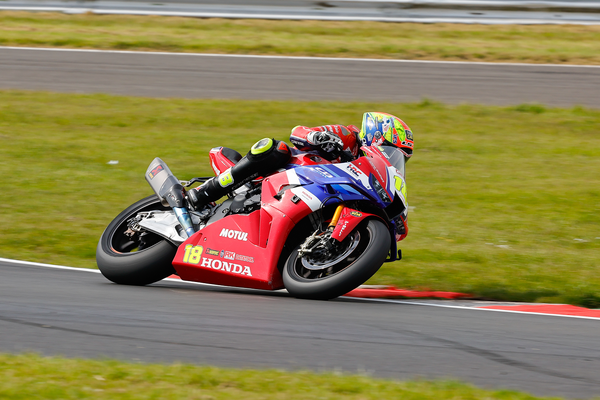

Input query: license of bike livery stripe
[182,245,252,276]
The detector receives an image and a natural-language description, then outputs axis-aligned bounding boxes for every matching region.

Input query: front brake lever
[179,177,212,187]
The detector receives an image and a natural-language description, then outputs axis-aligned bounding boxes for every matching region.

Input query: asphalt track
[1,260,599,398]
[1,47,600,107]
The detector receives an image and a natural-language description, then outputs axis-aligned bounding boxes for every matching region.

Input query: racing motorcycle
[96,144,408,300]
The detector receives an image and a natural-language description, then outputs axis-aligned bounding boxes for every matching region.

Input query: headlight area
[370,175,391,203]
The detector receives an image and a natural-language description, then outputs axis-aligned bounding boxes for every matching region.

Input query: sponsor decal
[338,220,349,237]
[224,251,235,260]
[235,254,254,263]
[220,250,225,258]
[296,188,314,201]
[148,165,163,179]
[315,167,333,178]
[406,130,413,141]
[345,164,361,177]
[182,245,252,276]
[205,248,220,256]
[200,257,252,276]
[290,138,305,147]
[219,228,248,241]
[350,211,362,217]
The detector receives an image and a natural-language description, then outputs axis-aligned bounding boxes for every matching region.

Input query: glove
[306,130,344,154]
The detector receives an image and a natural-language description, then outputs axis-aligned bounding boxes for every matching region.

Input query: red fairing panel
[259,170,314,224]
[209,147,237,175]
[172,170,315,290]
[172,208,289,290]
[331,208,379,242]
[360,146,393,196]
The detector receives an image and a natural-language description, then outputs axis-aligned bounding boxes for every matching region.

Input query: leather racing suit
[187,124,361,210]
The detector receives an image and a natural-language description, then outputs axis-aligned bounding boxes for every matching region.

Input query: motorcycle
[96,144,408,300]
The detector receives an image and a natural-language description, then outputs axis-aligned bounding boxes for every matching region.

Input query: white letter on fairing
[222,262,231,272]
[212,260,222,270]
[242,266,252,276]
[201,258,211,268]
[232,264,242,274]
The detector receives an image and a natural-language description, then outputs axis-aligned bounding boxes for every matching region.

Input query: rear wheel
[96,195,177,285]
[283,219,391,300]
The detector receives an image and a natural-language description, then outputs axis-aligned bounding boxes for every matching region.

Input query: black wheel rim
[108,200,171,255]
[290,225,372,281]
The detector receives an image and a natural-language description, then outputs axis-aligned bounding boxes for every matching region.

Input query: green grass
[1,12,600,64]
[0,91,599,306]
[0,353,569,400]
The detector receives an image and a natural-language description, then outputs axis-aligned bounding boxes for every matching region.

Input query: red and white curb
[479,304,600,318]
[2,258,599,320]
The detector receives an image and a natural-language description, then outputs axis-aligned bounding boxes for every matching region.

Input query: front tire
[97,195,177,285]
[283,219,391,300]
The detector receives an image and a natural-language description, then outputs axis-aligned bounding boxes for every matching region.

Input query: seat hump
[222,147,243,164]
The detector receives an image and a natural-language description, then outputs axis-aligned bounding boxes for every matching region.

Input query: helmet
[358,112,413,159]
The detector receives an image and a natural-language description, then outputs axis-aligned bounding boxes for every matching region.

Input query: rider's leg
[187,138,291,210]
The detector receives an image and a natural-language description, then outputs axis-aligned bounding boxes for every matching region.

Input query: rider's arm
[290,125,360,158]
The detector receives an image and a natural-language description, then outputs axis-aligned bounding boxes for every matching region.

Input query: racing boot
[187,138,291,210]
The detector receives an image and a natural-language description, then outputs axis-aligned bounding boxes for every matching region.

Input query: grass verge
[0,353,566,400]
[0,91,599,306]
[1,12,600,64]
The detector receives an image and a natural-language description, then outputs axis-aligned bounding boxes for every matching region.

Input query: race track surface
[1,261,599,398]
[1,47,600,107]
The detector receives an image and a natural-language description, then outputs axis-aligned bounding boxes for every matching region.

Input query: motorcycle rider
[187,112,413,237]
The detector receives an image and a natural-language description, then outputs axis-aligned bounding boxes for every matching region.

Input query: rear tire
[283,219,391,300]
[96,195,177,285]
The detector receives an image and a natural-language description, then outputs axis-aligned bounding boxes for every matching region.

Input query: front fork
[297,204,345,258]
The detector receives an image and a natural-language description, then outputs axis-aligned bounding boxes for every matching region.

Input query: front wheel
[97,195,177,286]
[283,219,391,300]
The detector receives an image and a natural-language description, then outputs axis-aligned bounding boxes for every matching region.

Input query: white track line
[1,46,599,69]
[2,257,598,320]
[344,297,600,321]
[0,257,101,273]
[0,257,230,288]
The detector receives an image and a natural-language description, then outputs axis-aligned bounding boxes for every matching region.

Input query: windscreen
[378,146,406,176]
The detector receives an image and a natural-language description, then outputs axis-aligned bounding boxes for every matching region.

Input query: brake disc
[301,232,361,271]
